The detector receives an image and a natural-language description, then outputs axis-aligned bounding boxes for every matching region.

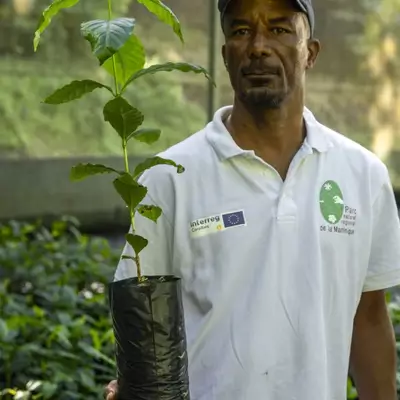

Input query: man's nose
[248,32,273,59]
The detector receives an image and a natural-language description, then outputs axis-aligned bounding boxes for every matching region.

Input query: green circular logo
[319,180,344,224]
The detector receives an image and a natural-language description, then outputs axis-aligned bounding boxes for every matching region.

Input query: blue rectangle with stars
[222,211,246,228]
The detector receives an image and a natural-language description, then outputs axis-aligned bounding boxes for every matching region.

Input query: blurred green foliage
[1,218,400,399]
[0,58,206,158]
[0,218,119,399]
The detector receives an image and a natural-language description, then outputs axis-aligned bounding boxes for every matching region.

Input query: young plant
[33,0,213,281]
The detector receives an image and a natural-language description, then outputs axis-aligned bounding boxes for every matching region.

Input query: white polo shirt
[115,106,400,400]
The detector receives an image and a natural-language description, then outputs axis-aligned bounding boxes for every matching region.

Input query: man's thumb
[106,392,115,400]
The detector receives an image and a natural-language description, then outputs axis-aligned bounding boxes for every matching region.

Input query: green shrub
[0,218,118,399]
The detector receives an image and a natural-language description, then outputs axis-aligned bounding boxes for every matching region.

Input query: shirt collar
[206,105,333,161]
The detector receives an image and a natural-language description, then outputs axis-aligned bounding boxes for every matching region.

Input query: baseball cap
[218,0,315,36]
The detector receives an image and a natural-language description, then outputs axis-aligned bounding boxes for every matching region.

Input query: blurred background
[0,0,399,399]
[0,0,399,231]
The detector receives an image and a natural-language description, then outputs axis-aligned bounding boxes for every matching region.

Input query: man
[106,0,400,398]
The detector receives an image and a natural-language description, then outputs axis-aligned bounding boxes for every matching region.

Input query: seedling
[33,0,214,281]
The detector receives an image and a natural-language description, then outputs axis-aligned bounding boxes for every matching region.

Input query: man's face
[222,0,320,109]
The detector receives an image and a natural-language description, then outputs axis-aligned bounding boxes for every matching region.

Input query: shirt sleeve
[363,170,400,292]
[113,168,175,282]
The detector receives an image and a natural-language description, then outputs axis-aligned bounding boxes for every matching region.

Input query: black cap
[218,0,315,36]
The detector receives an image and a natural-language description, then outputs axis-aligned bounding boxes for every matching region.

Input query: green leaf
[33,0,80,51]
[43,80,112,104]
[79,370,96,390]
[137,0,183,43]
[137,205,162,222]
[70,163,119,181]
[121,255,135,261]
[113,173,147,209]
[81,18,135,65]
[77,341,115,366]
[123,62,214,90]
[103,35,146,86]
[0,319,8,340]
[133,156,185,178]
[103,97,144,140]
[128,128,161,144]
[40,382,58,399]
[126,233,148,255]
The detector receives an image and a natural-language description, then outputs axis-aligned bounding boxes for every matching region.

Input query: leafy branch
[33,0,214,281]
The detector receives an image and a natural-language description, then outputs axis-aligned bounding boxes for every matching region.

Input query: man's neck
[225,96,306,178]
[228,97,305,152]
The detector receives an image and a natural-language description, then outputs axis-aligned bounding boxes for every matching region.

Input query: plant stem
[122,140,142,280]
[107,0,119,96]
[108,0,142,281]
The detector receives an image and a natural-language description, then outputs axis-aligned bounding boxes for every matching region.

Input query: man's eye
[233,28,250,36]
[271,27,289,35]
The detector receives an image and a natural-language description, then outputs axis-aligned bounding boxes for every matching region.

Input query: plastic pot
[108,275,190,400]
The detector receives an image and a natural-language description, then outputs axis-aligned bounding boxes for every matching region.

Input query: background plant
[0,218,119,400]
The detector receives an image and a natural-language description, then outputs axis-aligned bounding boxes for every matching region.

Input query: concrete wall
[0,156,147,232]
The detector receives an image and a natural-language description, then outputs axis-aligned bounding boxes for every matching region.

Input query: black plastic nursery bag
[108,275,190,400]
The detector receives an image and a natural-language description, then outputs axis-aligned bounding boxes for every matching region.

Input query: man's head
[220,0,320,110]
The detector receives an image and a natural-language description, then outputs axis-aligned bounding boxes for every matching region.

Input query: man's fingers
[104,380,118,399]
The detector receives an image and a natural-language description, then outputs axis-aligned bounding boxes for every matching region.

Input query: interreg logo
[190,211,246,238]
[319,180,344,224]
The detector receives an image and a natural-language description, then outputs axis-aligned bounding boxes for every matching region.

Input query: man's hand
[104,380,118,400]
[350,289,397,400]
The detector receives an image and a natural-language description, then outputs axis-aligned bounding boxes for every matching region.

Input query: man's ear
[221,44,227,68]
[306,38,321,69]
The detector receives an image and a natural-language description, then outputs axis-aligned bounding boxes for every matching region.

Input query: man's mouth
[243,72,278,83]
[242,67,280,79]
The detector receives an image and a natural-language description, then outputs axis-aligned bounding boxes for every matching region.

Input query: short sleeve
[363,171,400,292]
[113,168,175,282]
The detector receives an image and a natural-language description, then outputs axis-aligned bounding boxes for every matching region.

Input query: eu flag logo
[222,211,246,228]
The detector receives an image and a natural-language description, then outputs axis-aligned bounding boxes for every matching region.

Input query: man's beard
[239,86,288,109]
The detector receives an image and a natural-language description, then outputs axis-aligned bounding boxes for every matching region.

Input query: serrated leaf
[126,233,148,255]
[103,97,144,140]
[137,0,183,43]
[113,173,147,209]
[70,163,119,181]
[103,35,145,86]
[137,205,162,222]
[43,80,112,104]
[133,156,184,178]
[34,0,80,51]
[81,18,135,65]
[128,128,161,144]
[123,62,214,90]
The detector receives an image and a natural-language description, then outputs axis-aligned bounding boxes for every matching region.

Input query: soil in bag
[109,275,190,400]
